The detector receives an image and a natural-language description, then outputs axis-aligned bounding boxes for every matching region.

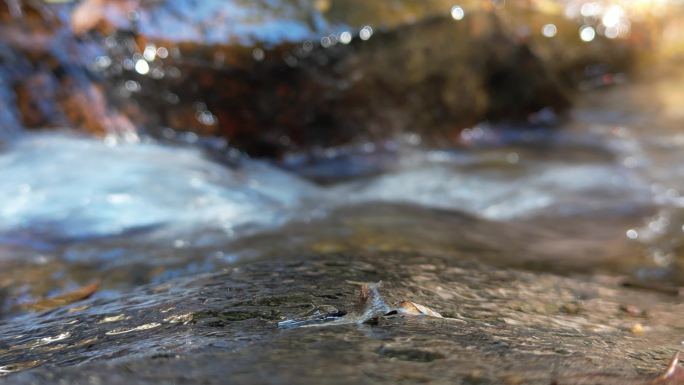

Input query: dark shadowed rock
[114,11,573,156]
[90,0,627,156]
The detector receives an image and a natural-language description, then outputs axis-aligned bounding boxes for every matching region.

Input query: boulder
[0,0,663,156]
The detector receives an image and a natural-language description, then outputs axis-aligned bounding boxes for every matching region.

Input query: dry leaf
[353,282,392,322]
[355,282,377,310]
[19,282,99,312]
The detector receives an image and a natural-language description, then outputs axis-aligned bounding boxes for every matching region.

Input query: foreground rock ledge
[1,251,682,384]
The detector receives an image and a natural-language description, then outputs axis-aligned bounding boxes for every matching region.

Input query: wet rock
[96,6,574,156]
[1,251,683,384]
[81,0,661,156]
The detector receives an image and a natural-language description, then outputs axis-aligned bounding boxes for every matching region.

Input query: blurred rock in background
[0,0,678,156]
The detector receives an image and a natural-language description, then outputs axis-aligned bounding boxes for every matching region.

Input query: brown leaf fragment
[353,282,392,322]
[19,282,99,312]
[397,301,443,318]
[355,282,377,310]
